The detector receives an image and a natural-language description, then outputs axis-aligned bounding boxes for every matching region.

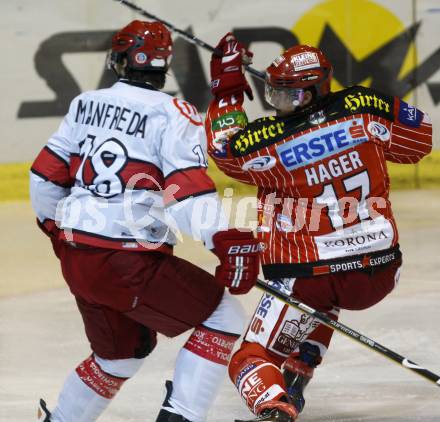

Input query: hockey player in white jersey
[31,20,260,422]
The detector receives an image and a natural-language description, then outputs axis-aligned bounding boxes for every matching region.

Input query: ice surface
[1,191,439,421]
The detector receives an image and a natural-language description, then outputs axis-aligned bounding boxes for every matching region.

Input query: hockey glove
[212,229,260,295]
[210,32,254,100]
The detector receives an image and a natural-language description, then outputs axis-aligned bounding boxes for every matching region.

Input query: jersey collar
[119,79,158,91]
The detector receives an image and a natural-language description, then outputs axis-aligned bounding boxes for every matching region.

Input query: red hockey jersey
[206,86,432,278]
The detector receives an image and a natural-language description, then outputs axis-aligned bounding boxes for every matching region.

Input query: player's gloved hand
[212,228,260,295]
[210,32,254,100]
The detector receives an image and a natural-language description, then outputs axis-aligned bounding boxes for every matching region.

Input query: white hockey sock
[50,370,111,422]
[168,346,230,422]
[50,355,130,422]
[167,292,245,422]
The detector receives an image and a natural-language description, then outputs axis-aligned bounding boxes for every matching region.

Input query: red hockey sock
[229,343,289,415]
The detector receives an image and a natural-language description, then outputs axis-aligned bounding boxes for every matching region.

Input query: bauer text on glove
[212,229,260,295]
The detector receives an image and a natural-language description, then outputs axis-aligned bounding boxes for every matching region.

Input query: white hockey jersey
[30,81,227,251]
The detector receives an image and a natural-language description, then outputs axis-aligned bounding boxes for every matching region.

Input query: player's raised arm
[205,33,258,185]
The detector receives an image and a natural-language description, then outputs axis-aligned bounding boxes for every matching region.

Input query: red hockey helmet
[109,20,173,75]
[265,45,333,111]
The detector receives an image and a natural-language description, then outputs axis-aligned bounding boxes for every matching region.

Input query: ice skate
[155,380,191,421]
[235,400,298,422]
[37,399,51,421]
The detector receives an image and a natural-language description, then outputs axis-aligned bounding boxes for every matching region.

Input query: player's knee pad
[229,343,288,415]
[202,290,246,336]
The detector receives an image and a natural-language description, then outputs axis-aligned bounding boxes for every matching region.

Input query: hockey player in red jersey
[31,22,260,422]
[205,34,432,421]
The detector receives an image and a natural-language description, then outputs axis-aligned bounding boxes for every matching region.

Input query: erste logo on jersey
[250,293,274,335]
[173,98,203,126]
[276,118,368,171]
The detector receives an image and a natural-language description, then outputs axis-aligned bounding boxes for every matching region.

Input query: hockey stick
[114,0,266,80]
[256,279,440,388]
